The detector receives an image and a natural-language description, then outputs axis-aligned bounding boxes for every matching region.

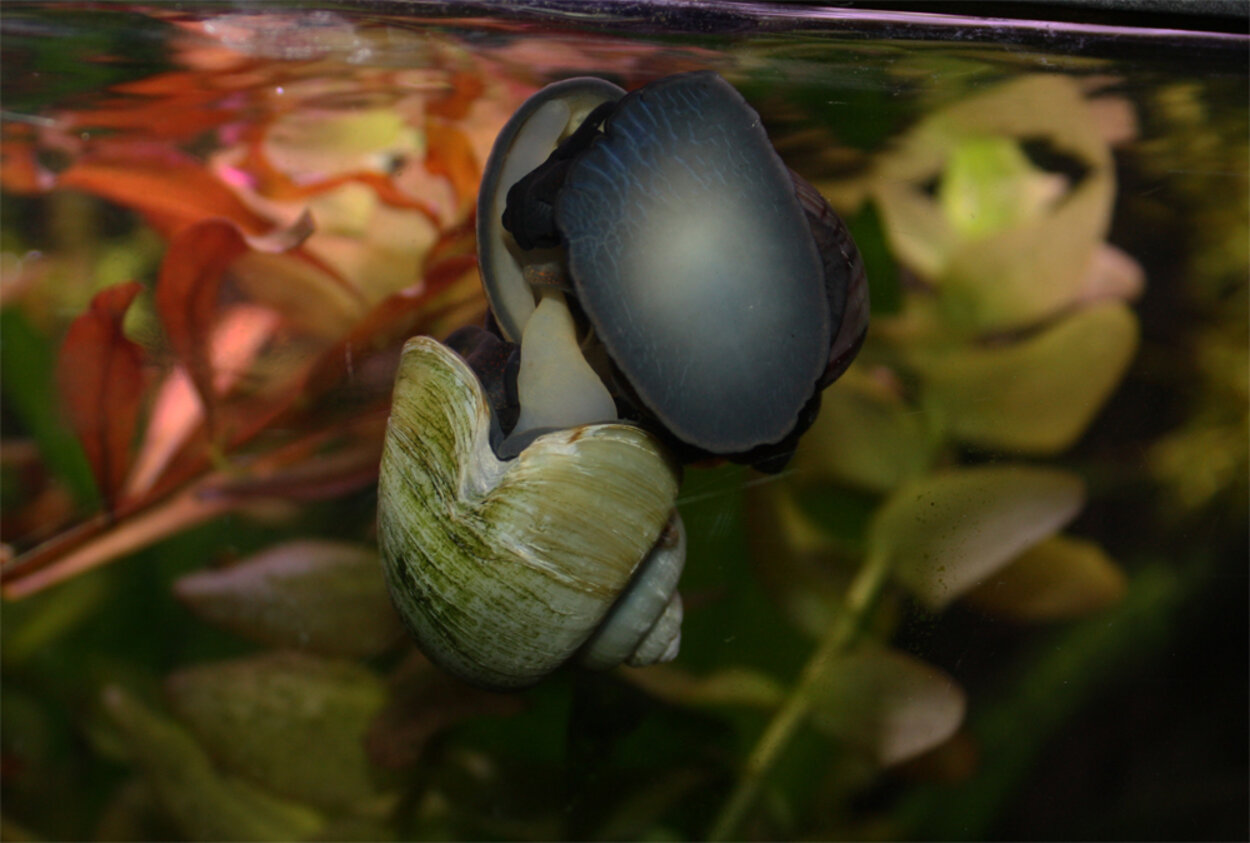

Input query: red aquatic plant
[1,29,532,598]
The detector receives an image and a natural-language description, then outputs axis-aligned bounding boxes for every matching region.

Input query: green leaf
[101,684,325,841]
[938,135,1062,240]
[675,464,812,679]
[745,484,853,640]
[961,534,1128,621]
[592,768,709,842]
[618,664,785,710]
[1,573,110,665]
[94,777,174,842]
[173,541,404,658]
[309,815,397,842]
[798,366,935,493]
[871,465,1085,609]
[895,563,1189,839]
[364,652,523,771]
[869,75,1116,330]
[911,302,1139,454]
[846,200,901,316]
[0,308,99,507]
[808,642,966,766]
[165,652,391,811]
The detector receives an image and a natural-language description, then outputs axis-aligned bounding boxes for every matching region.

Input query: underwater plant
[4,8,1243,841]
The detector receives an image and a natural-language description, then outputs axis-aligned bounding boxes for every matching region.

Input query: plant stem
[707,549,893,841]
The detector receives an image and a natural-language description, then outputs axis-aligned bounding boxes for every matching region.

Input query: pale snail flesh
[378,71,867,690]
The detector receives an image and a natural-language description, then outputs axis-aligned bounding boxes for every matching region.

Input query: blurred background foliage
[1,4,1246,841]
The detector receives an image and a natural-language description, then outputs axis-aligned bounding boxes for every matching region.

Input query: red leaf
[59,157,272,237]
[294,219,483,402]
[424,122,480,214]
[62,94,236,141]
[0,130,54,194]
[427,71,486,121]
[235,136,443,224]
[154,220,250,432]
[2,481,234,600]
[153,215,332,436]
[123,305,282,501]
[56,282,147,508]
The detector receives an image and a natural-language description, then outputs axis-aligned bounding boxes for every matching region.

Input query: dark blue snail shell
[477,71,867,469]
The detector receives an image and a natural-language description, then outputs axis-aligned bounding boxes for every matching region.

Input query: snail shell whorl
[378,337,680,690]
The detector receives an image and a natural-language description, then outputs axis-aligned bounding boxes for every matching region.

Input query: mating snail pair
[378,71,868,690]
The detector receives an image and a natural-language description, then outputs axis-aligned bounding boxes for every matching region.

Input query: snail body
[378,71,867,689]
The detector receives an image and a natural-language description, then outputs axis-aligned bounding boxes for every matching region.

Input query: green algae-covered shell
[377,337,680,690]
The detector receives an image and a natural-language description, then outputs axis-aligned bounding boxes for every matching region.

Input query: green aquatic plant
[700,74,1142,839]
